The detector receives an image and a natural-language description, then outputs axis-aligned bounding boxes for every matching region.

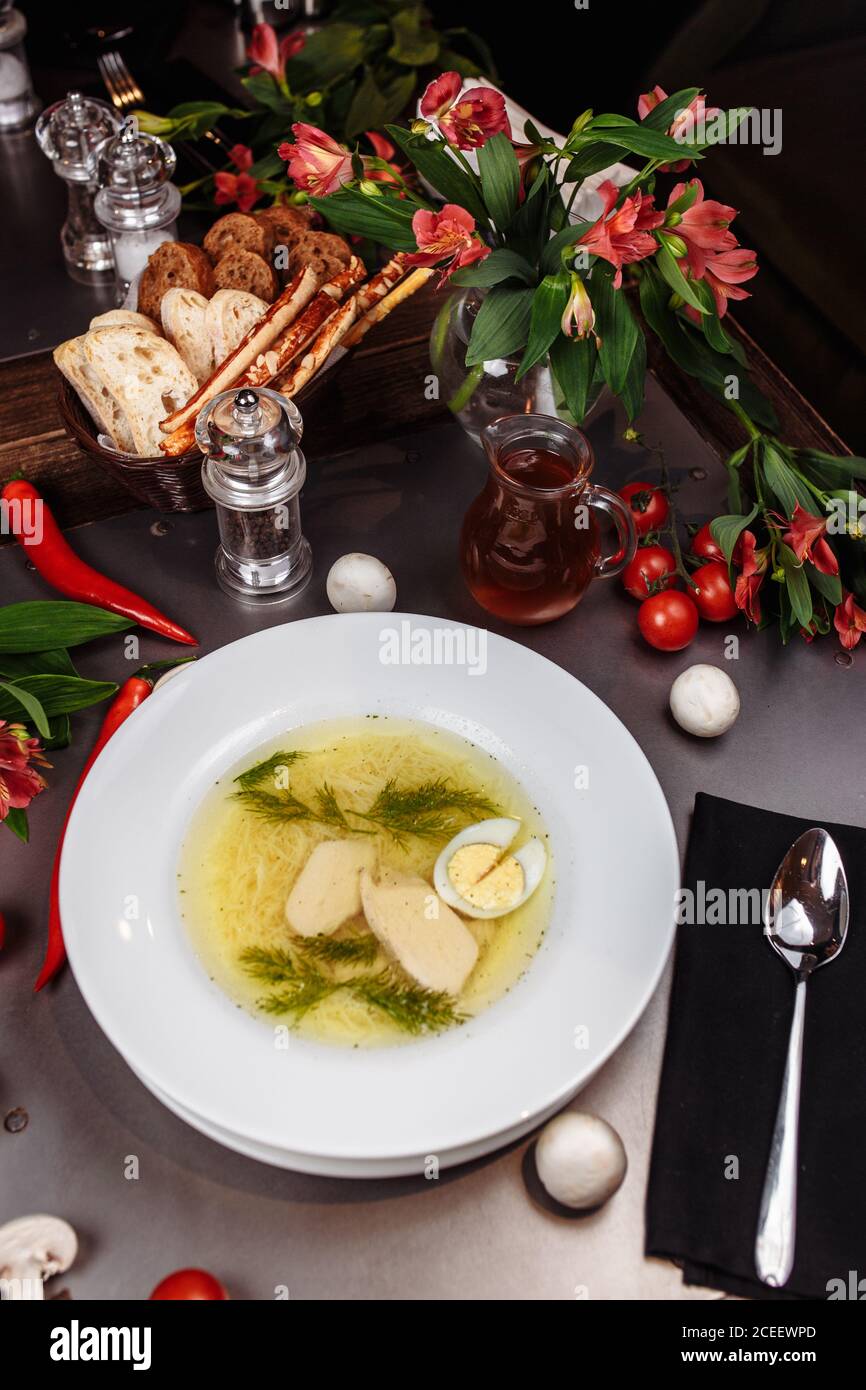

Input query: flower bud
[359,179,382,196]
[411,118,431,136]
[662,232,688,258]
[306,91,323,108]
[665,211,682,228]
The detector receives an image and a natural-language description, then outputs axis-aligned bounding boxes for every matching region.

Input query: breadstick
[341,268,433,349]
[354,254,409,313]
[275,297,360,397]
[243,258,364,388]
[158,266,317,435]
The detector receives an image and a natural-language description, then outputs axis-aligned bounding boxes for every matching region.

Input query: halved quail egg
[433,817,547,919]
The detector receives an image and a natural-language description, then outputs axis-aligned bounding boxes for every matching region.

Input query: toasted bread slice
[205,289,268,366]
[89,309,160,335]
[203,212,269,263]
[137,242,215,323]
[213,248,278,302]
[160,287,212,385]
[54,335,136,453]
[288,231,352,285]
[83,327,198,457]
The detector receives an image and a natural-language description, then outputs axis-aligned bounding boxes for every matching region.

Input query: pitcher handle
[585,484,637,579]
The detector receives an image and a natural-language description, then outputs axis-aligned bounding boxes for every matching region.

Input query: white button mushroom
[326,553,397,613]
[669,663,740,738]
[0,1214,77,1300]
[535,1112,627,1210]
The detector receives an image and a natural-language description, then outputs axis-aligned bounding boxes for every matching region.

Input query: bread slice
[213,248,278,302]
[138,242,215,323]
[203,212,269,263]
[54,336,136,453]
[83,326,198,457]
[89,309,160,335]
[288,231,352,286]
[205,289,268,366]
[160,287,212,384]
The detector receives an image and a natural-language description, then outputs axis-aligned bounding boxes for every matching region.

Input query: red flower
[783,503,839,576]
[834,591,866,649]
[666,179,737,278]
[0,720,49,820]
[278,123,353,197]
[732,529,768,624]
[419,70,510,149]
[228,143,254,173]
[578,180,663,288]
[247,22,304,82]
[638,85,719,171]
[214,171,260,213]
[405,203,490,286]
[362,130,403,187]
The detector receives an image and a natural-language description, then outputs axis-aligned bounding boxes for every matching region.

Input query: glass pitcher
[460,414,636,626]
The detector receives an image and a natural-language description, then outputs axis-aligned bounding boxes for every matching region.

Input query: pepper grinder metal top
[196,386,312,605]
[35,91,120,283]
[94,116,181,298]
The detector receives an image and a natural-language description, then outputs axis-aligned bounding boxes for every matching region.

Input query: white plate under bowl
[61,614,678,1172]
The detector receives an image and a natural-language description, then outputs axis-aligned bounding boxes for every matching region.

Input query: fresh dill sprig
[232,786,315,824]
[239,944,298,983]
[298,934,379,966]
[256,970,338,1021]
[314,782,352,830]
[234,750,304,792]
[355,778,498,846]
[349,967,464,1035]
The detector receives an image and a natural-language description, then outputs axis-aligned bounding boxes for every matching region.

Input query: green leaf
[477,132,520,231]
[285,22,367,87]
[0,675,117,721]
[580,124,704,162]
[564,144,629,182]
[0,647,77,679]
[0,602,131,654]
[450,248,535,288]
[464,286,534,367]
[309,186,418,251]
[240,73,293,114]
[385,127,487,225]
[655,242,708,314]
[620,328,647,422]
[806,563,843,607]
[540,221,591,276]
[344,67,414,138]
[43,713,71,750]
[778,543,813,628]
[761,442,815,516]
[589,265,639,395]
[3,807,28,843]
[710,506,760,564]
[549,334,597,423]
[0,679,50,737]
[639,88,700,133]
[795,449,866,482]
[516,273,570,381]
[388,8,441,65]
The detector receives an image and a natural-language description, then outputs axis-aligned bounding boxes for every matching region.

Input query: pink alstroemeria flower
[578,180,663,287]
[732,529,768,625]
[362,129,403,187]
[0,720,49,821]
[783,503,840,576]
[420,70,510,149]
[247,22,305,82]
[561,275,595,339]
[638,85,719,171]
[666,179,737,278]
[214,145,260,213]
[405,203,490,286]
[834,590,866,649]
[698,246,759,317]
[278,123,353,197]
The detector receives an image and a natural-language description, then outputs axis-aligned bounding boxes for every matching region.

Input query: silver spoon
[755,827,849,1287]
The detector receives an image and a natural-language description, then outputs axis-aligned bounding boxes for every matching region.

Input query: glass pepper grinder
[0,1,39,132]
[35,91,119,282]
[196,387,313,604]
[94,116,181,301]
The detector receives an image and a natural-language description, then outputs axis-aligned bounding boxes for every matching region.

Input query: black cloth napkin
[646,791,866,1300]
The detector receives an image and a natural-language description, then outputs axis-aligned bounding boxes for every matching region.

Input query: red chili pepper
[34,660,193,991]
[2,479,197,647]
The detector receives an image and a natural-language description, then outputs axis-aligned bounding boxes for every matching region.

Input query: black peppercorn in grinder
[196,387,312,604]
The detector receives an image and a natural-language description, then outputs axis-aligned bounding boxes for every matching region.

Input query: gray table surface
[1,380,861,1301]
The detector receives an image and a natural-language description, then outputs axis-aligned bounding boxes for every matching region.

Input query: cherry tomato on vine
[692,561,738,622]
[637,591,699,651]
[621,544,677,600]
[618,482,669,537]
[150,1268,229,1300]
[690,521,725,563]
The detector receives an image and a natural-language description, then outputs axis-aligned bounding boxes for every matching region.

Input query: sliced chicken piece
[359,868,478,996]
[285,840,377,937]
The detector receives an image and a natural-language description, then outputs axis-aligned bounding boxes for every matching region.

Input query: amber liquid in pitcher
[460,444,599,625]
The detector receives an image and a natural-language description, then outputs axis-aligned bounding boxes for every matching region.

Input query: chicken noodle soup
[178,717,552,1047]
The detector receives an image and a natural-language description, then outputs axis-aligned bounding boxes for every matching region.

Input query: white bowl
[61,614,678,1172]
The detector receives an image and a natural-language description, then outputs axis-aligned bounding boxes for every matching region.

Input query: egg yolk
[447,842,525,911]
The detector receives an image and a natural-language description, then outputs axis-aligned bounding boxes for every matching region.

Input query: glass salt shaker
[196,387,313,605]
[0,1,39,132]
[94,115,181,301]
[35,91,119,282]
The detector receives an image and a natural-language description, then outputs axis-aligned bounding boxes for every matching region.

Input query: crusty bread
[138,242,215,323]
[89,309,160,335]
[83,326,198,457]
[205,289,268,366]
[203,212,269,263]
[160,287,212,384]
[212,248,277,302]
[288,231,352,285]
[54,336,136,453]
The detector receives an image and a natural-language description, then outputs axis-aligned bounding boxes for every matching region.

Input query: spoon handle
[755,977,807,1287]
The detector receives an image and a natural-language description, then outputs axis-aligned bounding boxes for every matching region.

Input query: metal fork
[97,50,144,113]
